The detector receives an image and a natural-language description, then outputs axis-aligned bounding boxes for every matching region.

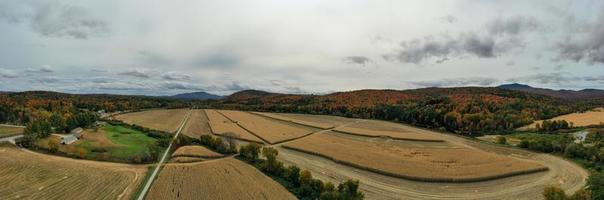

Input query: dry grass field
[271,112,360,126]
[146,158,297,200]
[284,131,547,182]
[0,144,146,200]
[205,109,264,143]
[114,109,188,133]
[171,145,223,158]
[0,125,23,138]
[181,109,212,138]
[333,126,444,142]
[253,112,334,129]
[219,110,317,144]
[523,107,604,129]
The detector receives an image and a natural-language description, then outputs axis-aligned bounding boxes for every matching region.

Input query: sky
[0,0,603,96]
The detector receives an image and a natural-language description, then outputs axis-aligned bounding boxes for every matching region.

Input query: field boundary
[136,109,191,200]
[281,145,549,183]
[249,112,335,129]
[331,129,445,142]
[215,110,271,144]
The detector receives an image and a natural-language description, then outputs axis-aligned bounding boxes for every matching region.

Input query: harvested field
[181,109,212,138]
[169,157,205,163]
[284,131,547,182]
[0,125,23,138]
[0,144,146,199]
[114,109,188,133]
[219,110,317,144]
[205,109,264,143]
[253,112,334,129]
[146,158,297,200]
[333,126,443,142]
[522,107,604,130]
[271,112,360,126]
[171,145,223,158]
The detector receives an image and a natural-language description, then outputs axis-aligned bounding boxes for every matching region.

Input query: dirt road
[275,119,588,200]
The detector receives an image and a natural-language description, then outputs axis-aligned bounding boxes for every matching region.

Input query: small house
[61,135,78,145]
[71,127,84,139]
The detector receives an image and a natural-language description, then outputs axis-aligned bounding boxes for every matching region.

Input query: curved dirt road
[276,119,588,200]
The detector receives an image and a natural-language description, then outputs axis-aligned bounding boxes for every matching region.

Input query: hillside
[170,91,223,100]
[221,87,599,134]
[498,83,604,100]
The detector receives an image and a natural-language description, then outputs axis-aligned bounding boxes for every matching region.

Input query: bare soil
[146,158,297,200]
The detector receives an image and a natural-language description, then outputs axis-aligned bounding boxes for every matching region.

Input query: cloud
[383,33,498,63]
[486,16,539,36]
[409,77,499,88]
[555,7,604,64]
[31,2,108,39]
[161,81,204,90]
[161,72,191,81]
[192,52,240,67]
[342,56,371,65]
[117,69,151,78]
[25,65,54,73]
[383,16,539,64]
[138,51,171,66]
[32,76,60,83]
[439,15,457,24]
[506,73,579,85]
[506,61,515,66]
[0,68,17,78]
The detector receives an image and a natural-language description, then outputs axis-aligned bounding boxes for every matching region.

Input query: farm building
[61,135,78,145]
[71,127,83,139]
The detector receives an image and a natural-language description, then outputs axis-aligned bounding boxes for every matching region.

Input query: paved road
[136,109,191,200]
[0,134,23,144]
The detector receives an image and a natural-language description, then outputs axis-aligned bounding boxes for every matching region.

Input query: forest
[218,87,602,135]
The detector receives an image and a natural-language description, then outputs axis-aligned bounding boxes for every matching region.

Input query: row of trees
[537,120,573,133]
[239,143,364,200]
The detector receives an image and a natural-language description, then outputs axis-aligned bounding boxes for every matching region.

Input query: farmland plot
[284,132,547,182]
[219,110,318,144]
[253,112,334,129]
[114,109,188,133]
[271,112,360,126]
[522,107,604,129]
[146,158,296,200]
[0,125,23,138]
[171,145,223,158]
[205,109,264,143]
[333,126,444,142]
[0,144,146,200]
[181,109,212,138]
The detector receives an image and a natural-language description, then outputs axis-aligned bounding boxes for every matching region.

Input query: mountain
[226,90,278,101]
[498,83,604,100]
[170,91,223,100]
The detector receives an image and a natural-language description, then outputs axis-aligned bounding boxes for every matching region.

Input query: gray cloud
[383,33,498,64]
[138,51,171,66]
[117,69,151,79]
[439,15,457,24]
[342,56,371,65]
[32,76,60,84]
[161,81,204,90]
[555,8,604,64]
[409,77,499,88]
[25,65,54,73]
[162,72,191,81]
[383,16,539,64]
[486,16,539,36]
[506,73,579,85]
[0,68,17,78]
[31,2,108,39]
[192,53,240,67]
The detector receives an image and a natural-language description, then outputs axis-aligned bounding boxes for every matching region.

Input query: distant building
[71,127,84,139]
[61,135,78,145]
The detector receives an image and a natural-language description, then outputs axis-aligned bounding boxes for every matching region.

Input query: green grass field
[37,124,160,163]
[0,126,23,138]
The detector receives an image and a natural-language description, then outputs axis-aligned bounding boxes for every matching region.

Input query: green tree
[588,172,604,200]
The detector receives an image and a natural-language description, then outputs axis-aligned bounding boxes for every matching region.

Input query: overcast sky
[0,0,603,96]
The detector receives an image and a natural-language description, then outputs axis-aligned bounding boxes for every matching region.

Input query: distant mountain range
[169,91,223,100]
[497,83,604,100]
